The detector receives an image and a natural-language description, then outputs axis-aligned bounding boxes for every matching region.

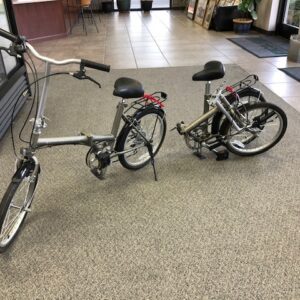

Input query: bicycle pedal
[193,151,206,160]
[214,149,229,161]
[90,167,107,180]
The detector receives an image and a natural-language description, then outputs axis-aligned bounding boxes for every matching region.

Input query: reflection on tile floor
[29,10,300,112]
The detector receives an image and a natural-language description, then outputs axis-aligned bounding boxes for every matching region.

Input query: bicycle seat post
[201,81,211,136]
[204,81,211,114]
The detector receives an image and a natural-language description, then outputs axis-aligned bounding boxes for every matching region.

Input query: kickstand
[147,143,158,181]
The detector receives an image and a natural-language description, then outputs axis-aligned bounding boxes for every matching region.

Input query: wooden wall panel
[13,0,79,41]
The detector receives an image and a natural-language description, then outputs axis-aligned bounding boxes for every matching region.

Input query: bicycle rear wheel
[117,107,166,170]
[0,160,38,252]
[221,102,287,156]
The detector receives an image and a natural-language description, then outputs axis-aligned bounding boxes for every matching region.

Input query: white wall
[255,0,280,31]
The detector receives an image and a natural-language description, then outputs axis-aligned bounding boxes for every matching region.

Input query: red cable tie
[143,94,164,108]
[225,86,235,93]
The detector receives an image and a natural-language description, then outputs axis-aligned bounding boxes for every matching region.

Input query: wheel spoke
[0,212,22,239]
[1,209,11,236]
[120,111,165,168]
[10,204,23,210]
[150,115,159,141]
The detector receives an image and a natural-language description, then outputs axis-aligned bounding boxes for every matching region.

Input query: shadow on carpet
[279,67,300,82]
[228,35,289,58]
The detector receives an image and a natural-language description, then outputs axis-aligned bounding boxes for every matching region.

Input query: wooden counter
[13,0,80,42]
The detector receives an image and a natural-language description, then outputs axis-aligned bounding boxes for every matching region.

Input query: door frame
[276,0,299,38]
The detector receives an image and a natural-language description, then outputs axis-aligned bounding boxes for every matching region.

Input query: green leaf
[251,10,257,20]
[238,2,247,12]
[248,1,254,12]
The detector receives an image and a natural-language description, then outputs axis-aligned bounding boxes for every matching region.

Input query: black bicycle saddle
[113,77,145,99]
[192,61,225,81]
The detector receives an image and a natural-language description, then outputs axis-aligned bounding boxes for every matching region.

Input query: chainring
[86,142,111,180]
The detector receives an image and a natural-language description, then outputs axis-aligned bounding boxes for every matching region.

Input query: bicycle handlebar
[0,28,20,43]
[81,59,110,72]
[0,28,111,72]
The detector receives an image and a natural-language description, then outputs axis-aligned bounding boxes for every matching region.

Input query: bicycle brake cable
[18,59,38,144]
[10,58,37,157]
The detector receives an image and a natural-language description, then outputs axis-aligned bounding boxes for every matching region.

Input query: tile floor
[29,10,300,112]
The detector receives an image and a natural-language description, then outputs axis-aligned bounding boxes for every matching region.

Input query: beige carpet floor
[0,65,299,299]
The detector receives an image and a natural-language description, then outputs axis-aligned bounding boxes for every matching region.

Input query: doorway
[277,0,299,38]
[113,0,171,11]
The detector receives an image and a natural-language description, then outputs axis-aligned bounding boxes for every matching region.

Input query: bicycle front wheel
[117,107,166,170]
[221,102,287,156]
[0,161,38,252]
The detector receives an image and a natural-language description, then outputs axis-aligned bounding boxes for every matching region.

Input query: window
[283,0,300,28]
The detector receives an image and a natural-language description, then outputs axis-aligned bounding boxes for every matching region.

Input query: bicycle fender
[12,159,39,183]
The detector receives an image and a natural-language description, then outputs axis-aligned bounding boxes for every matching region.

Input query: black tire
[117,107,166,170]
[221,102,287,156]
[0,161,38,252]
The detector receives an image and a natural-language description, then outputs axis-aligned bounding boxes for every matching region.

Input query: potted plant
[233,0,261,33]
[117,0,131,12]
[102,0,114,13]
[141,0,153,12]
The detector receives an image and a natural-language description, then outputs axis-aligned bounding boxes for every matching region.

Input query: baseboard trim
[252,26,276,36]
[27,32,68,43]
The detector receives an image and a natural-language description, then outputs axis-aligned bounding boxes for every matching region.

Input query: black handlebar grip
[81,59,110,72]
[0,28,20,43]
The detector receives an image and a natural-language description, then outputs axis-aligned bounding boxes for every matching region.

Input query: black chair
[80,0,99,35]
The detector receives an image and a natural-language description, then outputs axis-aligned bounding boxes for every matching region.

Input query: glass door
[283,0,300,28]
[152,0,170,8]
[114,0,171,11]
[277,0,299,38]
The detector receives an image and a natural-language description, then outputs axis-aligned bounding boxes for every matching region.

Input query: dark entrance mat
[279,67,300,82]
[228,35,289,58]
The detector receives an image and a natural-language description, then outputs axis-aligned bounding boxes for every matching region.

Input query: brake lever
[0,42,26,57]
[85,75,101,88]
[72,70,101,88]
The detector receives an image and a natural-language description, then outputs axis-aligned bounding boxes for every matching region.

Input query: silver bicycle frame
[25,42,123,153]
[180,81,243,134]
